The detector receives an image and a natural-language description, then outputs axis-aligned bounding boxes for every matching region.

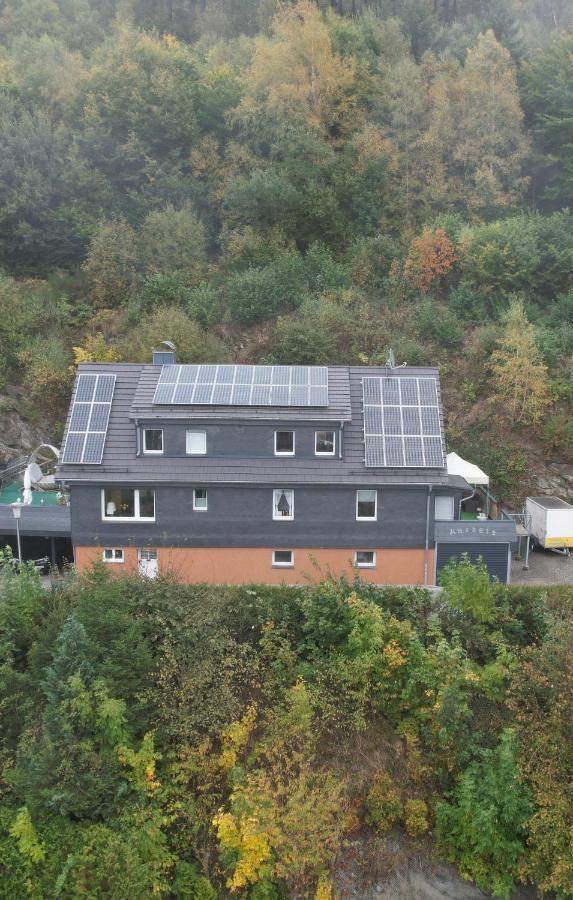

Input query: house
[56,354,517,584]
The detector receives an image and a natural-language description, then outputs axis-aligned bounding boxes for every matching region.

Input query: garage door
[436,542,510,584]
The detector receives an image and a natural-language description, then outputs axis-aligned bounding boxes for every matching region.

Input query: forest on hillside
[0,0,572,497]
[1,560,573,898]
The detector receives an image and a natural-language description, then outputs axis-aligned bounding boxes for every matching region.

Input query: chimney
[152,341,176,365]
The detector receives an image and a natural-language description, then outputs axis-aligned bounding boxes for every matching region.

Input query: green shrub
[448,281,489,322]
[186,283,222,326]
[225,246,349,325]
[439,554,497,623]
[541,410,573,454]
[366,772,402,834]
[436,730,531,899]
[404,798,429,837]
[173,861,217,899]
[271,296,364,364]
[139,272,192,310]
[415,299,463,348]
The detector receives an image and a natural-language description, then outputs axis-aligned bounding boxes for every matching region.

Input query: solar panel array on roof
[153,365,329,406]
[61,374,116,464]
[362,376,445,468]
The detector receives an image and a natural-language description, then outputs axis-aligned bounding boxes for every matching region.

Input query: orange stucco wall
[74,545,435,586]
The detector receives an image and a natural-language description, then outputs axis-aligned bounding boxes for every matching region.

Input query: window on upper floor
[103,548,124,563]
[193,488,208,511]
[435,495,455,521]
[186,430,206,455]
[315,430,335,455]
[143,428,163,454]
[274,431,295,456]
[102,488,155,521]
[355,550,376,568]
[273,488,294,520]
[273,549,294,567]
[356,489,377,520]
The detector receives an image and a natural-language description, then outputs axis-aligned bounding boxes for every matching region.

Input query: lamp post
[10,501,23,564]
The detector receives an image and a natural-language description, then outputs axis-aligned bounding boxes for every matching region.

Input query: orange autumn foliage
[404,228,456,293]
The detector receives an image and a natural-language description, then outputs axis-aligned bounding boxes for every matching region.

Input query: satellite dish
[27,462,43,483]
[160,340,176,351]
[30,443,60,462]
[386,349,396,369]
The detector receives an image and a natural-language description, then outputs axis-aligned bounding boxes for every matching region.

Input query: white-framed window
[138,548,158,579]
[186,430,207,455]
[356,489,377,520]
[355,550,376,568]
[315,430,335,455]
[193,488,208,511]
[272,549,294,567]
[435,495,455,521]
[274,431,295,456]
[143,428,163,454]
[102,488,155,521]
[273,488,294,520]
[102,548,124,563]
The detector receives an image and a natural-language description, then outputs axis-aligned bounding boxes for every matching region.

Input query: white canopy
[447,451,489,486]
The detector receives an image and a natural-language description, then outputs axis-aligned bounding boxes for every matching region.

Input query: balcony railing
[502,510,531,532]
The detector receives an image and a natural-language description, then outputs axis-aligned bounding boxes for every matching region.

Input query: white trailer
[526,496,573,552]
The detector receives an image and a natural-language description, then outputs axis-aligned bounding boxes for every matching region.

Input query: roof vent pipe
[152,341,176,365]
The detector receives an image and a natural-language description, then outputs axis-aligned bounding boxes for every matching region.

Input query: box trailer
[526,496,573,552]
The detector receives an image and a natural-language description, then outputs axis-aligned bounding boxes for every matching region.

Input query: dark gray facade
[58,360,515,584]
[137,421,345,462]
[436,543,511,583]
[434,521,516,583]
[71,483,468,550]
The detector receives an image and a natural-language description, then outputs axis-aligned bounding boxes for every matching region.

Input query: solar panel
[362,375,445,468]
[61,373,116,464]
[153,365,330,406]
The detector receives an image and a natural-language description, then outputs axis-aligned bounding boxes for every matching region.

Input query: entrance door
[138,548,158,579]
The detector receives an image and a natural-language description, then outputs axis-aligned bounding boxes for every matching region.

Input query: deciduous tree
[236,0,358,140]
[82,218,140,309]
[453,30,529,213]
[490,299,551,425]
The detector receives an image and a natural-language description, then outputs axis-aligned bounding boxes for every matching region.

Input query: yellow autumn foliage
[236,0,358,140]
[218,704,257,771]
[212,811,273,891]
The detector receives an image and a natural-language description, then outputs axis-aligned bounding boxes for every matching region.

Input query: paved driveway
[511,547,573,585]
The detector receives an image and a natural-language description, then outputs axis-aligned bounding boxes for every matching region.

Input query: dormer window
[274,431,295,456]
[273,489,294,520]
[143,429,163,454]
[315,430,335,456]
[186,431,207,455]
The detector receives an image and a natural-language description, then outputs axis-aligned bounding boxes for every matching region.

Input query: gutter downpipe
[424,485,433,586]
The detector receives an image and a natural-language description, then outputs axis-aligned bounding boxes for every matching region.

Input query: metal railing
[503,510,531,532]
[0,455,29,487]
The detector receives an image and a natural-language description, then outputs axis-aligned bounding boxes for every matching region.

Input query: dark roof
[57,363,450,487]
[447,474,473,491]
[528,496,573,510]
[131,364,352,421]
[0,504,71,536]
